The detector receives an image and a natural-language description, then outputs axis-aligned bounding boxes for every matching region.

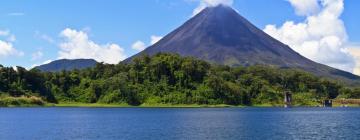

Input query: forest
[1,53,360,107]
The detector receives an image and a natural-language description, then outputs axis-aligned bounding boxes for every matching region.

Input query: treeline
[1,53,360,106]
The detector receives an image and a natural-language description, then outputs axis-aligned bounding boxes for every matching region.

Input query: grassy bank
[51,103,131,108]
[50,102,360,108]
[332,102,360,107]
[0,96,45,107]
[49,103,241,108]
[2,100,359,108]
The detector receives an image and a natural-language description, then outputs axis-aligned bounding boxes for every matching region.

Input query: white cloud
[264,0,359,73]
[7,13,25,16]
[0,30,10,36]
[288,0,320,16]
[131,35,163,52]
[31,51,43,61]
[30,59,53,69]
[42,59,53,65]
[131,41,146,51]
[0,29,22,58]
[41,35,54,43]
[0,40,23,58]
[151,35,163,45]
[35,31,55,44]
[81,26,92,33]
[58,28,127,64]
[347,43,360,75]
[0,29,16,42]
[192,0,233,16]
[7,35,16,42]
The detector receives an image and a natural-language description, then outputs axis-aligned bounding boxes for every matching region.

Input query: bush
[98,90,123,104]
[292,92,319,106]
[143,96,162,105]
[0,96,45,107]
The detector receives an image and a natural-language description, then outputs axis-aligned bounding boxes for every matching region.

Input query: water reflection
[0,108,359,140]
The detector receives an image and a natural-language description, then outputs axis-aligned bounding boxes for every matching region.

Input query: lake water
[0,107,360,140]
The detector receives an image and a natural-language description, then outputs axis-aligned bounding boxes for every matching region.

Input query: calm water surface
[0,107,360,140]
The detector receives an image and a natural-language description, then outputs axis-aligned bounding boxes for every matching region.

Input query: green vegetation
[0,95,45,107]
[51,103,234,108]
[1,53,360,107]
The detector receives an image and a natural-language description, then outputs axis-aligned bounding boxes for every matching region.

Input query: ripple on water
[0,107,360,140]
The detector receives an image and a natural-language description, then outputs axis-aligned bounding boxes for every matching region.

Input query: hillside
[34,59,97,72]
[125,5,360,85]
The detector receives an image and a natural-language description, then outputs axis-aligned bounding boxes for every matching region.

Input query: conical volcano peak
[188,4,275,48]
[199,4,238,17]
[194,5,259,35]
[204,4,235,12]
[129,4,297,61]
[126,3,360,84]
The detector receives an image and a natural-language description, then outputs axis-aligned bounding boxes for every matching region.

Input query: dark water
[1,107,360,140]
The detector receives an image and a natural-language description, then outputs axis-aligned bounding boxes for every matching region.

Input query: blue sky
[0,0,359,73]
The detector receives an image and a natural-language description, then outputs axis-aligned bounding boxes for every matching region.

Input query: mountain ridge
[34,59,97,72]
[125,5,360,85]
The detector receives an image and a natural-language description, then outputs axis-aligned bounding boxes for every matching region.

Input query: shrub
[0,96,45,107]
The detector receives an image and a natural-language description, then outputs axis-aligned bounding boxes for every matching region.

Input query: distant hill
[34,59,97,72]
[125,5,360,85]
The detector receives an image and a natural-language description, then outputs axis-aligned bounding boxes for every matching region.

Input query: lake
[0,107,360,140]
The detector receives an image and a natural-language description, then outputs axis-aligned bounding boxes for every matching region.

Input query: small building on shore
[284,91,292,108]
[323,100,332,107]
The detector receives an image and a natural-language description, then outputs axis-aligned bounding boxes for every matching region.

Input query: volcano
[126,5,360,84]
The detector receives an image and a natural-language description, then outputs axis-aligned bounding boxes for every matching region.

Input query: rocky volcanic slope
[126,5,360,85]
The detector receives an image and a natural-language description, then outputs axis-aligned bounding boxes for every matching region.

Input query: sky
[0,0,359,74]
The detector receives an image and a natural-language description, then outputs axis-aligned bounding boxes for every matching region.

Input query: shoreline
[51,103,242,108]
[2,103,359,108]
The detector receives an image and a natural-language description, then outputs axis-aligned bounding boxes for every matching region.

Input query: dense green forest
[1,53,360,106]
